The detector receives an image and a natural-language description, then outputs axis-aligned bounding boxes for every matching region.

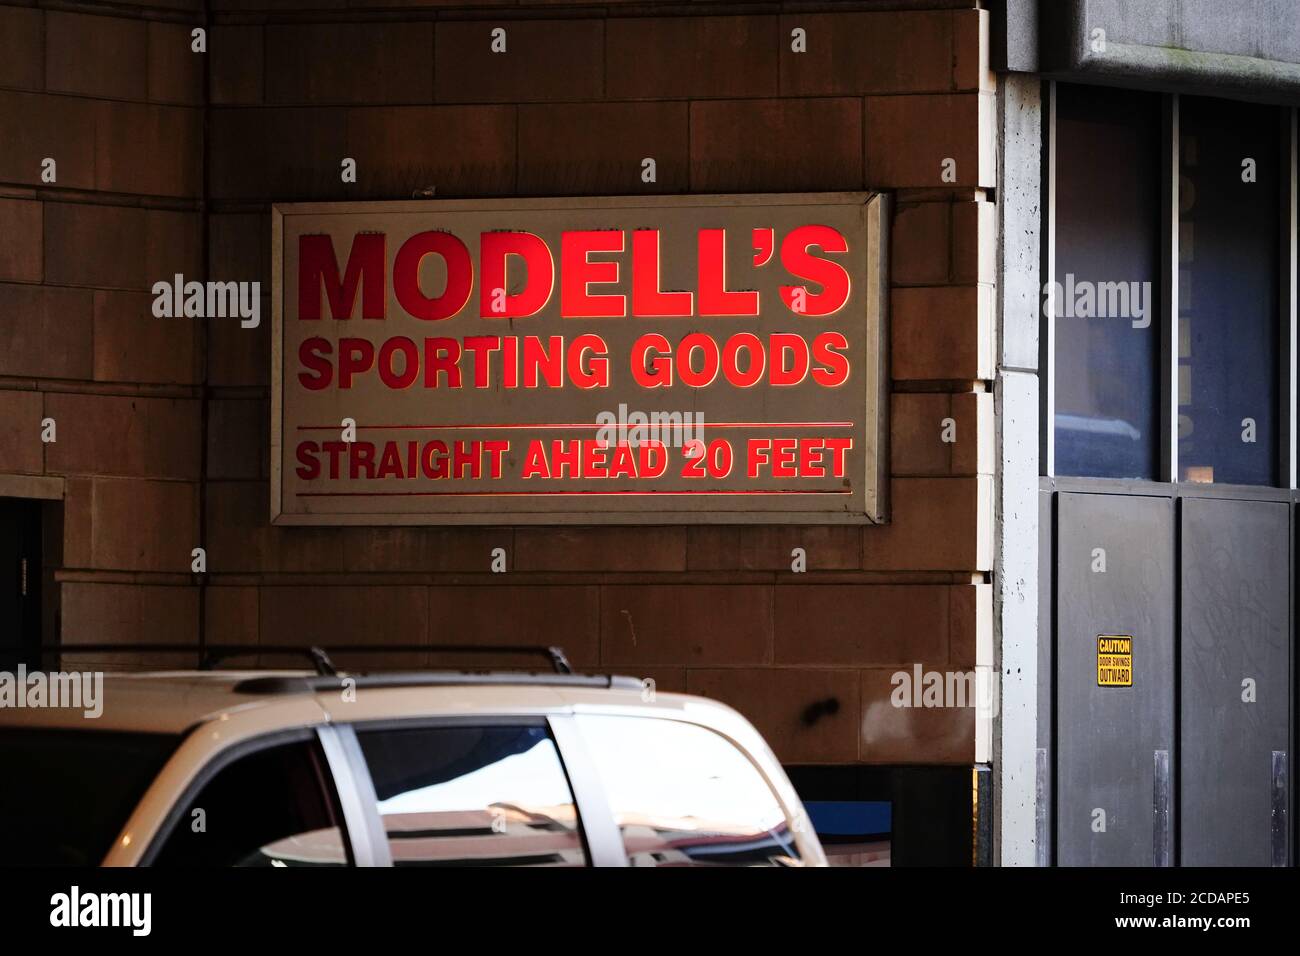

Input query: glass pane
[154,739,350,867]
[1053,84,1162,479]
[0,729,179,865]
[357,725,586,867]
[1177,96,1281,486]
[576,714,801,867]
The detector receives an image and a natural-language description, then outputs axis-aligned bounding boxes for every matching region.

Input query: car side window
[575,715,801,867]
[355,724,587,867]
[152,738,351,867]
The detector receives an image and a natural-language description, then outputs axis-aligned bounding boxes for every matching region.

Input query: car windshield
[0,728,180,865]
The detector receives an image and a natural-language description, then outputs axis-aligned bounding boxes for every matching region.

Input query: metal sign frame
[271,192,889,526]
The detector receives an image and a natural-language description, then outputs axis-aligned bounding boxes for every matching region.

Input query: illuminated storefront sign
[271,193,888,524]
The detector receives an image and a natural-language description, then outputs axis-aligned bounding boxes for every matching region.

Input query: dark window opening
[1177,96,1282,486]
[1053,83,1163,480]
[0,497,43,672]
[153,737,351,867]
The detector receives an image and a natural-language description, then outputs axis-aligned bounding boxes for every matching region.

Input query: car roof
[0,671,314,734]
[0,669,716,735]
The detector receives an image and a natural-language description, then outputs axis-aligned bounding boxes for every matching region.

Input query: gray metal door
[1056,493,1175,865]
[1180,497,1290,866]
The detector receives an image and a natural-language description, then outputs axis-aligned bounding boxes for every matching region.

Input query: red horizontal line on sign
[296,489,853,498]
[295,422,855,430]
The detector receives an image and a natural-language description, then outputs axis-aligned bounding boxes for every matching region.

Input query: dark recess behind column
[786,765,981,866]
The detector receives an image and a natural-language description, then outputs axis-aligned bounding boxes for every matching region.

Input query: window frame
[335,714,624,867]
[1041,81,1300,491]
[569,710,810,868]
[139,726,356,867]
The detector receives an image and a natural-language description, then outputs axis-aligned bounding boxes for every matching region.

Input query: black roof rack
[232,672,646,695]
[1,643,651,694]
[3,643,577,679]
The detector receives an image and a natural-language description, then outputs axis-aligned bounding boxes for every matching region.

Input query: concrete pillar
[993,72,1042,866]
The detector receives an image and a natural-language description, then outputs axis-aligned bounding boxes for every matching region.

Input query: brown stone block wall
[0,2,205,666]
[0,2,995,763]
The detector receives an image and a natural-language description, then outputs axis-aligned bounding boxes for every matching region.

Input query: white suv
[0,645,825,867]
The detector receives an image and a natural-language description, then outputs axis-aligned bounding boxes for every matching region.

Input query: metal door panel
[1056,492,1175,865]
[1180,497,1289,866]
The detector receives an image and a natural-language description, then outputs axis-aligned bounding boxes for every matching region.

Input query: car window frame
[138,726,356,867]
[336,715,618,867]
[568,710,813,867]
[316,723,391,866]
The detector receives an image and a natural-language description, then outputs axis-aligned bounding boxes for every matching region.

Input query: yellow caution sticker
[1097,635,1133,686]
